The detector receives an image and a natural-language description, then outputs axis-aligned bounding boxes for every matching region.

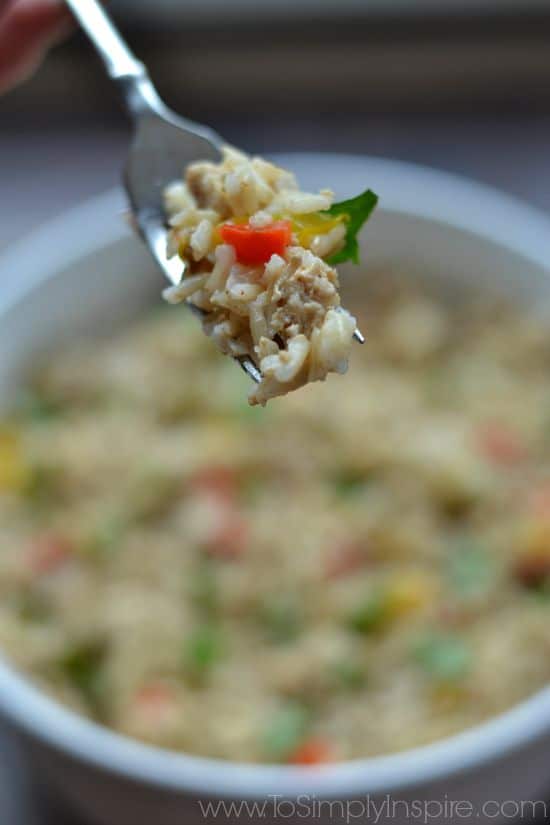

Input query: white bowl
[1,155,550,825]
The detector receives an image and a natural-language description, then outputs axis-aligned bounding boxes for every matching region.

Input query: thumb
[0,0,74,95]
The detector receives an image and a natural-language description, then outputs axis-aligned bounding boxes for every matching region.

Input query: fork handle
[64,0,161,119]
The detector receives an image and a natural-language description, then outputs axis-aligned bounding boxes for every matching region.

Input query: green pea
[347,589,388,634]
[84,516,126,560]
[184,624,224,684]
[190,560,219,618]
[527,580,550,603]
[332,660,367,691]
[448,540,493,600]
[331,469,369,498]
[413,633,471,682]
[262,703,311,762]
[16,588,52,623]
[260,597,303,644]
[16,389,63,423]
[60,639,107,718]
[23,463,63,507]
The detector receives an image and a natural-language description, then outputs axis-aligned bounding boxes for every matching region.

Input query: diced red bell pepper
[204,511,248,561]
[191,466,248,560]
[135,681,176,707]
[288,738,334,766]
[528,482,550,518]
[134,681,177,723]
[219,220,292,266]
[513,555,550,590]
[476,422,526,467]
[27,534,73,575]
[190,465,238,505]
[324,540,367,579]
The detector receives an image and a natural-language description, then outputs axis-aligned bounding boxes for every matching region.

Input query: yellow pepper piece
[290,213,347,248]
[432,683,466,713]
[521,520,550,560]
[211,226,222,248]
[385,572,436,619]
[0,429,30,493]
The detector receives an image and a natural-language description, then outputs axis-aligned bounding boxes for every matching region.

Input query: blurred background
[0,0,550,822]
[1,0,550,251]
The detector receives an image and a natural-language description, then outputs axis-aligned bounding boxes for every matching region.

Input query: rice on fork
[163,147,376,405]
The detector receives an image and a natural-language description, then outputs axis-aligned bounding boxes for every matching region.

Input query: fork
[63,0,365,384]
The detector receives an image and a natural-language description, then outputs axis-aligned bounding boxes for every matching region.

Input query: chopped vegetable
[135,681,175,706]
[60,639,107,717]
[133,681,178,724]
[385,573,435,618]
[23,463,62,506]
[347,576,432,628]
[331,469,369,498]
[324,540,367,579]
[15,588,52,623]
[476,422,526,467]
[84,516,125,560]
[413,633,471,682]
[527,482,550,519]
[332,659,367,691]
[238,472,266,506]
[261,596,303,644]
[288,737,333,766]
[519,520,550,559]
[513,518,550,593]
[448,540,493,600]
[27,534,73,575]
[323,189,378,265]
[348,589,388,634]
[0,429,30,493]
[514,555,550,592]
[16,389,62,423]
[290,212,346,248]
[262,703,311,761]
[191,465,238,504]
[204,510,248,560]
[432,682,467,713]
[219,220,292,266]
[192,466,249,560]
[190,560,219,618]
[184,623,223,684]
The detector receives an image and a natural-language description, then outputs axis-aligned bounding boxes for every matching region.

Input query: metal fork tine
[237,357,262,384]
[183,301,261,383]
[188,299,364,371]
[136,213,185,286]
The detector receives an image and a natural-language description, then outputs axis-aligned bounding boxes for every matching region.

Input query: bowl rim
[1,152,550,799]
